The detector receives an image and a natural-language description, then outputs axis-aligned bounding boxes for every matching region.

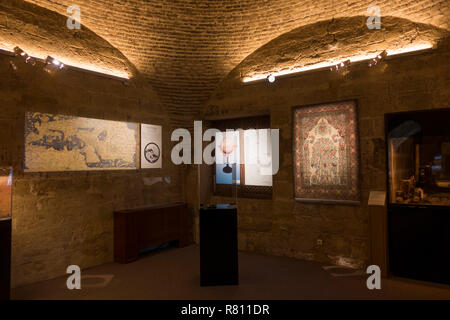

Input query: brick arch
[20,0,450,122]
[209,16,449,94]
[0,0,165,113]
[1,1,137,78]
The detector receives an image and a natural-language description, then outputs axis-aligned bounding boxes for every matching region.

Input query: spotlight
[330,59,351,72]
[27,58,36,66]
[368,50,387,67]
[13,46,25,57]
[267,74,276,83]
[46,56,64,69]
[14,47,36,65]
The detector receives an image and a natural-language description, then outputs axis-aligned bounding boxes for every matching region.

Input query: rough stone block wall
[0,54,183,287]
[0,0,448,287]
[201,22,450,268]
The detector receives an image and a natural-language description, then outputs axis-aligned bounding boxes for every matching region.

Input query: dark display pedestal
[0,218,11,300]
[200,204,238,286]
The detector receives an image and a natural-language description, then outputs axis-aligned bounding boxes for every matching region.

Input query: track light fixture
[13,46,36,66]
[45,56,64,69]
[267,74,276,83]
[3,45,130,79]
[13,46,25,56]
[368,50,387,67]
[329,59,351,72]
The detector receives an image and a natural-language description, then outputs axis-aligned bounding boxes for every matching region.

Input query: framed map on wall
[24,112,138,172]
[293,101,360,204]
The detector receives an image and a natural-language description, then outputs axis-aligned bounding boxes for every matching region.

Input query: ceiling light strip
[242,44,434,83]
[0,46,130,80]
[0,47,15,56]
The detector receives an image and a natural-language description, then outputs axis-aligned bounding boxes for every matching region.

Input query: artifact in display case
[387,109,450,206]
[0,167,12,220]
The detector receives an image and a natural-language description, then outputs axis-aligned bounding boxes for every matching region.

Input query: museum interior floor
[12,245,450,300]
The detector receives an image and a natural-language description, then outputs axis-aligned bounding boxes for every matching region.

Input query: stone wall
[0,53,184,288]
[200,19,450,268]
[1,1,449,287]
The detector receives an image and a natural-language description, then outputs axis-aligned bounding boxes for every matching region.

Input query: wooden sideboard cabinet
[114,202,190,263]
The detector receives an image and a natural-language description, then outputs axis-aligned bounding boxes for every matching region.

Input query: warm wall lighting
[65,61,130,79]
[385,43,434,56]
[243,43,434,83]
[1,45,130,80]
[245,61,334,83]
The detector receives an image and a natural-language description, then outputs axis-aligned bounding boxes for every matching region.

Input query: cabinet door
[164,206,180,240]
[138,210,165,248]
[388,206,450,285]
[178,204,190,247]
[114,213,138,263]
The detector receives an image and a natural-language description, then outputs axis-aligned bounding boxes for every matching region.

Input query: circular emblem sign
[144,142,160,164]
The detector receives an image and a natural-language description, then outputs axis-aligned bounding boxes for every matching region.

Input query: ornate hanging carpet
[293,101,360,203]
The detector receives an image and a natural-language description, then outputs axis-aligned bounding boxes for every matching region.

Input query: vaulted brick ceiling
[24,0,450,123]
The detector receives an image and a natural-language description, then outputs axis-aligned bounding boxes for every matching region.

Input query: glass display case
[387,109,450,206]
[0,167,12,220]
[386,109,450,285]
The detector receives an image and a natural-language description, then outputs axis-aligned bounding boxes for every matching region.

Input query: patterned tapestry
[25,112,138,172]
[293,101,360,203]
